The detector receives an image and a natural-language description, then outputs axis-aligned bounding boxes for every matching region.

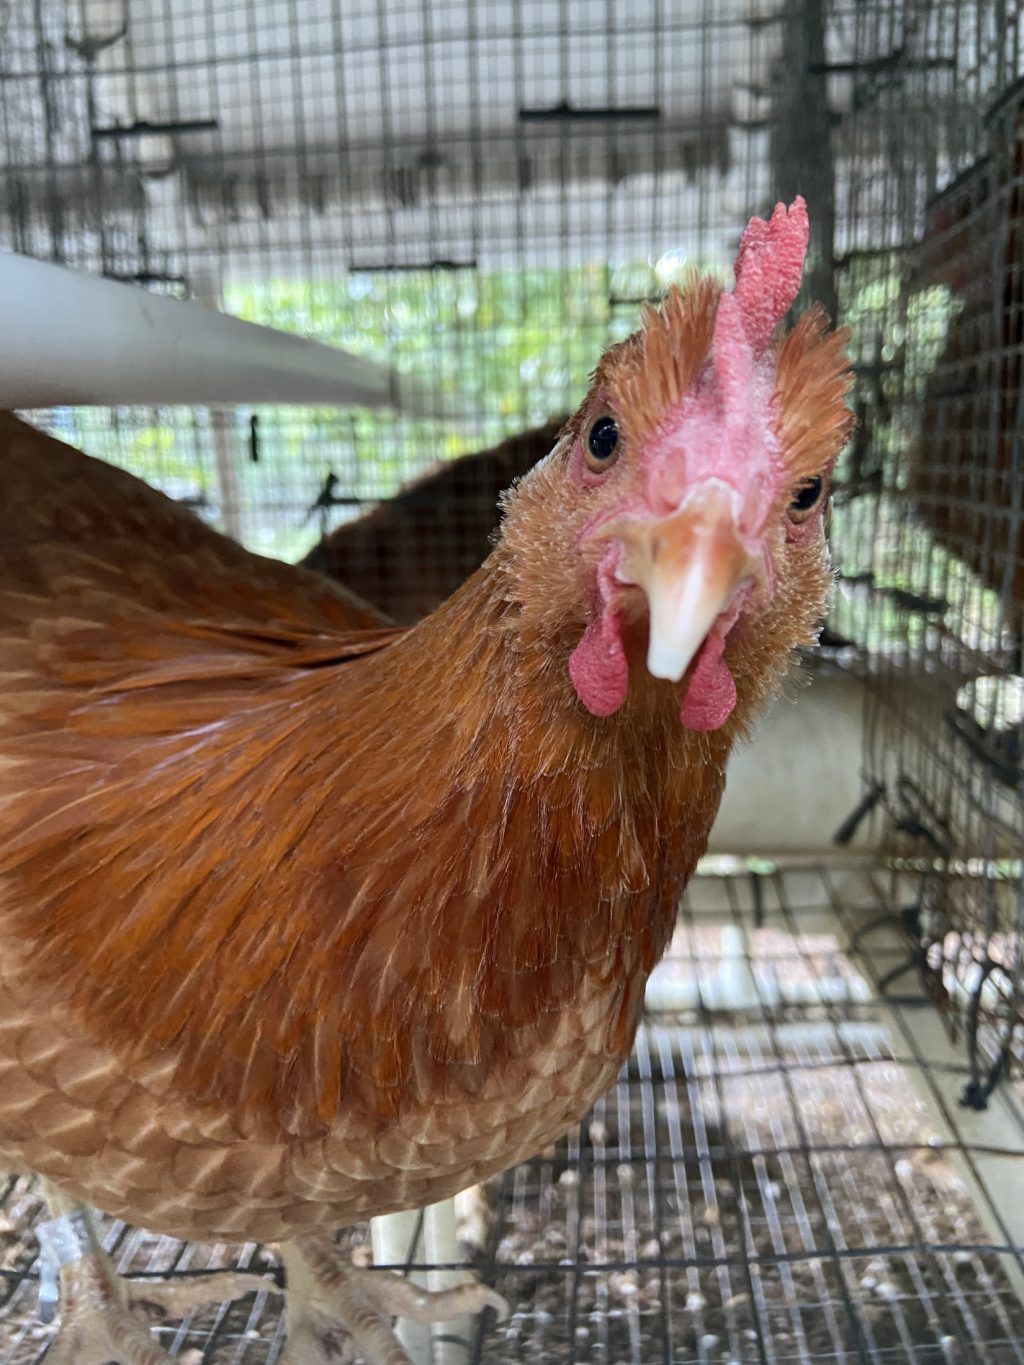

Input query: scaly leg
[276,1234,508,1365]
[37,1183,276,1365]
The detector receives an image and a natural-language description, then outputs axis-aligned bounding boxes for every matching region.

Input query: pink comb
[730,196,810,352]
[709,197,810,417]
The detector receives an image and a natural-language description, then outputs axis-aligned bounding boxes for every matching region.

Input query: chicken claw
[277,1233,508,1365]
[37,1188,277,1365]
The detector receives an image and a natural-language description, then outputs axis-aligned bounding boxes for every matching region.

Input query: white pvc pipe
[370,1200,484,1364]
[422,1199,474,1365]
[370,1209,433,1363]
[0,253,443,415]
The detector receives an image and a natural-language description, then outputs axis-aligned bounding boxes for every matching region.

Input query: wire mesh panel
[819,1,1024,1107]
[1,0,780,564]
[4,0,1024,1361]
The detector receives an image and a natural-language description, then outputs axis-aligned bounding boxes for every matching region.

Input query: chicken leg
[36,1183,276,1365]
[275,1234,508,1365]
[36,1185,505,1365]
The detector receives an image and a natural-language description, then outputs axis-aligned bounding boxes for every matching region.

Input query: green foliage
[824,253,995,656]
[218,263,664,558]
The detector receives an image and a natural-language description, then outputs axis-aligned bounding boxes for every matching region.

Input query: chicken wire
[0,863,1022,1364]
[0,0,781,559]
[816,2,1024,1110]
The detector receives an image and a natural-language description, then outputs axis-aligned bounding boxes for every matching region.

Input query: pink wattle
[680,636,738,731]
[569,610,629,717]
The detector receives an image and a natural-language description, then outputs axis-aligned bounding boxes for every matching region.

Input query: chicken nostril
[647,452,688,517]
[746,473,767,523]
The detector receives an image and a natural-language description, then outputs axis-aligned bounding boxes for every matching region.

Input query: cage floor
[0,863,1022,1365]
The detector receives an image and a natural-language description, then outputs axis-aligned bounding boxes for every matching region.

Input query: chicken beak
[615,480,764,683]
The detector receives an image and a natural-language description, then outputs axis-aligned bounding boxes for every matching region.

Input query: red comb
[710,197,809,409]
[708,292,752,436]
[730,196,810,352]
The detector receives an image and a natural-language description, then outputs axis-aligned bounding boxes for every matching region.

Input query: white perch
[422,1199,478,1365]
[0,252,444,415]
[370,1209,433,1362]
[370,1199,483,1365]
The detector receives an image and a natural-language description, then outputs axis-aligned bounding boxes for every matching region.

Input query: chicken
[910,108,1024,641]
[0,197,852,1365]
[301,418,564,624]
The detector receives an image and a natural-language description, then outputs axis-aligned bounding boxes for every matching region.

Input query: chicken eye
[788,474,825,524]
[585,416,620,471]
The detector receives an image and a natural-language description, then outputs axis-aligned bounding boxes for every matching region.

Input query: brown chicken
[302,419,564,623]
[910,102,1024,640]
[0,197,852,1364]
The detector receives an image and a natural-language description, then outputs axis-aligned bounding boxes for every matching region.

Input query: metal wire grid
[814,0,1024,1100]
[0,0,776,561]
[0,863,1022,1364]
[475,862,1024,1365]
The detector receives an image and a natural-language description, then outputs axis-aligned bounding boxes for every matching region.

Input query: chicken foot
[37,1184,277,1365]
[276,1233,508,1365]
[35,1190,505,1365]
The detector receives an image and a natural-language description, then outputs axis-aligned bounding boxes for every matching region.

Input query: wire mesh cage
[1,0,779,558]
[820,2,1024,1110]
[2,1,1024,1363]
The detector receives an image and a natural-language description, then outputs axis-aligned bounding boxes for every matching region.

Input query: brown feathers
[774,307,856,480]
[583,278,721,447]
[576,282,853,488]
[0,417,714,1158]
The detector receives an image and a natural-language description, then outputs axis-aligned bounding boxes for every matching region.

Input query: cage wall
[820,1,1024,1106]
[1,0,781,565]
[4,4,1024,1364]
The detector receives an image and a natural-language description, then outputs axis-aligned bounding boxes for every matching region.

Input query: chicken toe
[38,1225,177,1365]
[36,1188,277,1365]
[276,1234,508,1365]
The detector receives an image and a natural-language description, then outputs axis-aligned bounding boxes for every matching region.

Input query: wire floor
[1,861,1022,1364]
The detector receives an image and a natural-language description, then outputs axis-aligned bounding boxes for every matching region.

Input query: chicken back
[302,418,564,623]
